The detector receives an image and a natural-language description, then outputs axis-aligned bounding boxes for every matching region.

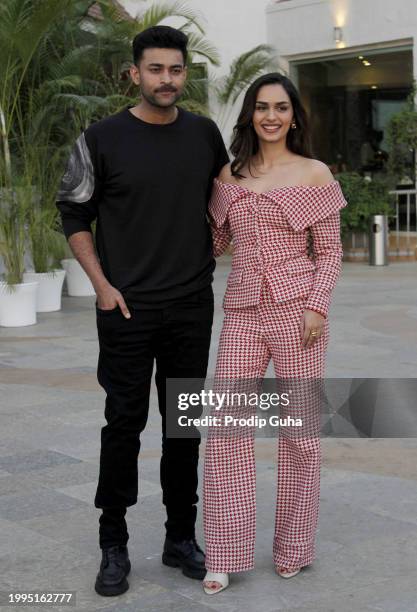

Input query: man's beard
[141,86,182,109]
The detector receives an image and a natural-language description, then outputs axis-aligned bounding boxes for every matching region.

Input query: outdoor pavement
[0,258,417,612]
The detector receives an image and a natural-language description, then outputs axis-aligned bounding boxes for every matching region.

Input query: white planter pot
[0,281,38,327]
[61,259,95,297]
[23,269,66,312]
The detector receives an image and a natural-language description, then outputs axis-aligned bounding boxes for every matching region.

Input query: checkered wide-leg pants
[203,280,329,573]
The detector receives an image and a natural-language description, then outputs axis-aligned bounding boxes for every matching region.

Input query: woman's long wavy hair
[230,73,313,178]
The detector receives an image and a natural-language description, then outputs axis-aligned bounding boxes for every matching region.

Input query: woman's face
[252,84,294,145]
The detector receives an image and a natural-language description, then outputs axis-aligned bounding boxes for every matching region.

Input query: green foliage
[214,44,277,131]
[136,1,205,35]
[0,0,215,282]
[0,0,73,284]
[336,172,396,236]
[84,1,221,118]
[385,83,417,184]
[0,183,31,285]
[0,0,277,286]
[216,45,276,106]
[28,204,66,273]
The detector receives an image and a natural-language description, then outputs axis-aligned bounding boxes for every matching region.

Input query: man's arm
[67,231,131,318]
[56,131,130,318]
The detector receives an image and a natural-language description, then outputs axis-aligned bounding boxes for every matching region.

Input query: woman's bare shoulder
[305,159,335,186]
[217,163,236,184]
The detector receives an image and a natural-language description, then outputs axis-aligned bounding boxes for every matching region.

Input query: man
[56,25,229,597]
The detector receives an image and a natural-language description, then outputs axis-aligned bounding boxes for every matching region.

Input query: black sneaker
[162,537,206,580]
[94,545,131,597]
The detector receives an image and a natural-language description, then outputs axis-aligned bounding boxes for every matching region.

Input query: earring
[291,121,297,129]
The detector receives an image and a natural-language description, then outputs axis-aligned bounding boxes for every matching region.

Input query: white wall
[120,0,274,145]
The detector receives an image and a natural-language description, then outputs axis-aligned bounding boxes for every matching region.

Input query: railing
[389,189,417,254]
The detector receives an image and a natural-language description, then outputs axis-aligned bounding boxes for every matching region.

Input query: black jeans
[94,285,214,549]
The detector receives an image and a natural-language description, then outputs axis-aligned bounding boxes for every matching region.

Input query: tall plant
[24,152,67,273]
[0,183,30,286]
[76,1,221,117]
[386,82,417,186]
[0,0,73,284]
[0,0,74,167]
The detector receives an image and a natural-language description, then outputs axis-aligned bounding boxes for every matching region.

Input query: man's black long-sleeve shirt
[56,106,229,306]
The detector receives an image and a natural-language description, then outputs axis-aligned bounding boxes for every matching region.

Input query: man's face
[130,48,187,108]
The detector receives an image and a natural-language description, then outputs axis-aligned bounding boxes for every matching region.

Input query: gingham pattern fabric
[203,281,328,573]
[208,178,347,318]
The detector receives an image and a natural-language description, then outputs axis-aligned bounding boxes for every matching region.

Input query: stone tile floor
[0,259,416,611]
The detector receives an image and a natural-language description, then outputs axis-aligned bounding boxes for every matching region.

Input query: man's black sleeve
[211,120,230,177]
[56,130,102,240]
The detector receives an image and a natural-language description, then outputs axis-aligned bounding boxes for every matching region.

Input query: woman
[202,73,347,595]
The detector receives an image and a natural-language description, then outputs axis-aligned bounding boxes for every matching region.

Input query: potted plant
[1,97,38,326]
[19,144,68,310]
[23,204,67,311]
[0,181,38,327]
[0,0,74,326]
[336,172,395,262]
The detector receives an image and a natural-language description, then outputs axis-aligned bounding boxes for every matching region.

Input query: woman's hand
[300,309,325,349]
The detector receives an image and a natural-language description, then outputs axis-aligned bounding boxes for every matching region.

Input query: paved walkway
[0,259,416,611]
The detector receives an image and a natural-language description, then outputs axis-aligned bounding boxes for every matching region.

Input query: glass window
[293,47,413,177]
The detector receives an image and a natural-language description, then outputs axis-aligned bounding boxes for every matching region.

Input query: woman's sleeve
[305,211,343,318]
[209,216,232,258]
[207,178,234,258]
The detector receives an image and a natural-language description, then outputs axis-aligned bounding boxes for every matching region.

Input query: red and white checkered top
[208,178,348,317]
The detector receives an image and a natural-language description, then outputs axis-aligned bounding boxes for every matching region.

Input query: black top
[56,106,229,306]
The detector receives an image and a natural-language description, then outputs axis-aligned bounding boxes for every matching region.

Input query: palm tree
[213,44,277,132]
[0,0,73,284]
[0,0,221,283]
[74,1,221,117]
[0,0,277,284]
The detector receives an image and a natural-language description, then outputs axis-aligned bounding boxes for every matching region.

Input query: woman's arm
[304,161,344,319]
[305,211,343,319]
[208,162,233,257]
[210,217,232,257]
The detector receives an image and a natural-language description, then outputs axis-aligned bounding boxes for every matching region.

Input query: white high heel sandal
[203,572,229,595]
[276,567,301,579]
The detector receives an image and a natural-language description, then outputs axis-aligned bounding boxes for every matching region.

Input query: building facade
[268,0,415,177]
[267,0,416,248]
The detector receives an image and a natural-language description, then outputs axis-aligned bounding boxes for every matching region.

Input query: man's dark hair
[132,26,188,66]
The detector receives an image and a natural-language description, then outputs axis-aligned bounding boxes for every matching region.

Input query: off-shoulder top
[209,178,347,231]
